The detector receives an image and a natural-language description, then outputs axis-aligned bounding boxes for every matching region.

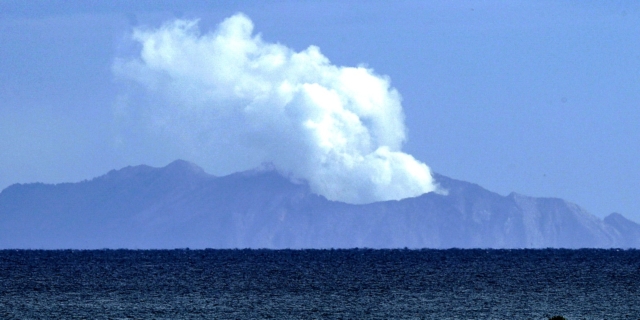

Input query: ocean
[1,249,638,319]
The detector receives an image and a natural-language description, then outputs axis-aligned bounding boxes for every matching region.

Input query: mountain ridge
[0,160,637,249]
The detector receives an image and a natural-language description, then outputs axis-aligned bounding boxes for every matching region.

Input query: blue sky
[1,1,639,220]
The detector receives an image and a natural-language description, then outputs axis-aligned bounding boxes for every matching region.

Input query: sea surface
[1,249,639,319]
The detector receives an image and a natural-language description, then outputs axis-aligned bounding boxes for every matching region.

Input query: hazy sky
[1,1,639,220]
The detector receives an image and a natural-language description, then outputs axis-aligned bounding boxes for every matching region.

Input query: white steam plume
[113,13,438,204]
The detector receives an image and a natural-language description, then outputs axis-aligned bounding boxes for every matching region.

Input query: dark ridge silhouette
[0,160,638,249]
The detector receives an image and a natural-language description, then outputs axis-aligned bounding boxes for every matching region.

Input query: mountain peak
[604,212,640,226]
[603,212,640,248]
[605,212,626,220]
[162,160,208,176]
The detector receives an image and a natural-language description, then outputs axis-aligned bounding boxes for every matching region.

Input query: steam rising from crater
[113,13,437,204]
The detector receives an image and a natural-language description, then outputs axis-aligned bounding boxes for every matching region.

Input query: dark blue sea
[1,249,639,319]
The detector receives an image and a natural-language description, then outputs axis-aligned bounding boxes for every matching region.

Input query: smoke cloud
[113,13,438,204]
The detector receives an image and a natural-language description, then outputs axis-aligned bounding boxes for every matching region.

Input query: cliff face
[0,160,637,249]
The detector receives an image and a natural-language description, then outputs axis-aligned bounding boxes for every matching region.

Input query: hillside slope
[0,160,637,249]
